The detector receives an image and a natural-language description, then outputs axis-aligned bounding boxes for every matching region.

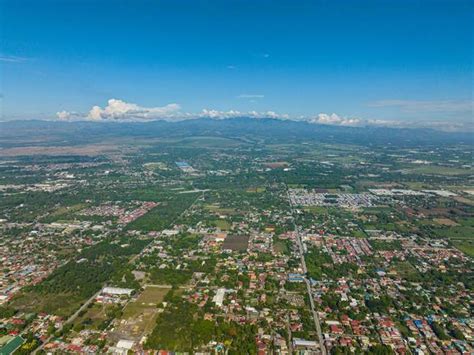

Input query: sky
[0,0,472,129]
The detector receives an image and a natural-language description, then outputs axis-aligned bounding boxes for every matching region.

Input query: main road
[33,289,102,354]
[286,187,326,355]
[34,192,204,353]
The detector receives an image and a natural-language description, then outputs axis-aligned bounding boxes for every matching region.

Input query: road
[286,187,326,355]
[33,289,102,354]
[33,192,204,352]
[128,191,204,265]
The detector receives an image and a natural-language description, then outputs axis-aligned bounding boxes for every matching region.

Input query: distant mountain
[0,117,472,148]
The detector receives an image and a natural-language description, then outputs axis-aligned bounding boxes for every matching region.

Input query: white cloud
[85,99,181,120]
[57,99,289,122]
[368,99,473,113]
[56,110,71,120]
[308,113,363,126]
[305,113,474,132]
[237,94,265,99]
[0,55,28,63]
[199,109,288,120]
[55,98,472,132]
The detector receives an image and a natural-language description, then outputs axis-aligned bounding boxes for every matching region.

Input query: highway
[287,187,326,355]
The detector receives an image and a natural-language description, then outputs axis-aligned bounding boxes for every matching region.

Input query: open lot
[222,235,250,251]
[212,219,231,230]
[109,286,170,342]
[71,303,115,331]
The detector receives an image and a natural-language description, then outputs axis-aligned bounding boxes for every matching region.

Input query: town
[0,127,473,355]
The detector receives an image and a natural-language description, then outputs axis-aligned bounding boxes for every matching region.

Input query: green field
[126,193,198,231]
[212,219,231,230]
[10,292,84,317]
[72,303,117,331]
[407,165,473,176]
[115,286,170,339]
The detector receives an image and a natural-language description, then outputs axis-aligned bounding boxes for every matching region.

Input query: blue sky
[0,0,472,128]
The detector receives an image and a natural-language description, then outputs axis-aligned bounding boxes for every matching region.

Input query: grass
[433,225,474,240]
[431,218,474,257]
[10,292,83,317]
[212,219,231,230]
[451,240,474,257]
[303,206,328,214]
[126,193,198,232]
[273,239,290,255]
[143,162,168,170]
[176,136,243,148]
[351,229,367,238]
[204,204,236,214]
[40,203,87,222]
[246,187,266,193]
[433,218,459,226]
[116,286,170,338]
[391,261,419,280]
[407,165,473,176]
[72,303,113,330]
[453,196,474,206]
[134,286,169,306]
[404,182,431,189]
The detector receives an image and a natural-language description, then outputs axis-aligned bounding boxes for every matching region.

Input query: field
[71,303,115,331]
[204,204,236,215]
[222,235,250,251]
[433,218,459,226]
[273,238,290,255]
[0,143,134,157]
[212,219,231,230]
[126,193,198,231]
[390,261,420,280]
[246,187,266,193]
[406,165,473,176]
[175,136,244,148]
[453,196,474,206]
[40,203,88,223]
[110,286,170,341]
[10,292,83,317]
[432,218,474,257]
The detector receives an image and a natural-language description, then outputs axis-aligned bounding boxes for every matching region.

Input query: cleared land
[109,286,170,341]
[222,235,249,251]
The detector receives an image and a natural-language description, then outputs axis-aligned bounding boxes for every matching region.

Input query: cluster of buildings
[79,201,158,225]
[369,188,458,197]
[0,222,99,304]
[289,189,379,208]
[301,228,473,354]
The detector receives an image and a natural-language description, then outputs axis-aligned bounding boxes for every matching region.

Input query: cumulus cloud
[55,98,471,132]
[306,113,474,132]
[308,113,363,126]
[85,99,181,120]
[199,109,288,120]
[57,99,289,122]
[56,110,71,120]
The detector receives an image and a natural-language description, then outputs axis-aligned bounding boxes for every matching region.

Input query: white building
[102,287,134,296]
[212,288,226,307]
